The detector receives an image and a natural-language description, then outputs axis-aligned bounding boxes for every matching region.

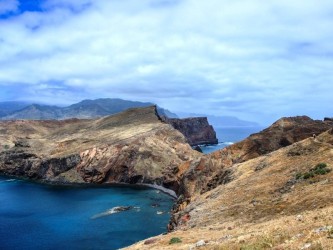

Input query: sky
[0,0,332,125]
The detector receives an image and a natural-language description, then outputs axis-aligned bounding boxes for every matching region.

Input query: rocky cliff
[0,106,200,189]
[164,117,218,146]
[127,128,333,250]
[2,108,333,249]
[126,117,333,250]
[174,116,333,197]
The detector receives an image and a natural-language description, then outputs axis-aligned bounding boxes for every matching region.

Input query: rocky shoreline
[1,107,333,249]
[0,106,204,194]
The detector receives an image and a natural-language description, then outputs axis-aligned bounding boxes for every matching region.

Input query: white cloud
[0,0,333,124]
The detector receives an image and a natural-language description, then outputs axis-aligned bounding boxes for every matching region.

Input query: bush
[296,163,331,180]
[312,163,331,175]
[295,172,303,180]
[303,172,315,179]
[169,237,182,244]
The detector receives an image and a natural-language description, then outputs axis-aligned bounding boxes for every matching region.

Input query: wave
[222,142,234,145]
[91,206,139,219]
[197,142,234,148]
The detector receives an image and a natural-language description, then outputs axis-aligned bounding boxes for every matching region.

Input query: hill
[0,106,198,187]
[0,101,32,117]
[1,108,332,249]
[0,98,178,120]
[125,116,333,250]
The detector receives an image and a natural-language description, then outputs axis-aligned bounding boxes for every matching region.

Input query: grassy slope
[126,130,333,249]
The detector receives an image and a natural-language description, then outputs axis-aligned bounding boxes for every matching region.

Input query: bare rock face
[0,106,201,188]
[164,117,218,146]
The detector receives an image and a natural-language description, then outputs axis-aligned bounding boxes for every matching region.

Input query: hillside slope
[126,128,333,250]
[0,106,200,188]
[0,98,178,120]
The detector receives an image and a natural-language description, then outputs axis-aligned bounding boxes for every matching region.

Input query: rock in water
[91,206,133,219]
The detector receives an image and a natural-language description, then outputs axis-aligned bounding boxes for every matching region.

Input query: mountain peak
[0,98,178,120]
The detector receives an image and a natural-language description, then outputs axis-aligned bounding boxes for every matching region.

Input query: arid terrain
[125,117,333,250]
[1,107,333,249]
[0,106,201,187]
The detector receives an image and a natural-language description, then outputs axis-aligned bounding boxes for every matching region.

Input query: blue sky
[0,0,333,125]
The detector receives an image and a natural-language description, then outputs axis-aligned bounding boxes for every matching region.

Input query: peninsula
[1,107,333,249]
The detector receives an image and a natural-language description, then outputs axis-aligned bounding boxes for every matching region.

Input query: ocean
[0,177,174,250]
[0,126,263,249]
[200,126,264,154]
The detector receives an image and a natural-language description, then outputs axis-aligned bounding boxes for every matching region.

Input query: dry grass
[125,131,333,250]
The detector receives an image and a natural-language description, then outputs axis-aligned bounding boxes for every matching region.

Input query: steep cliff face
[165,117,218,146]
[0,106,201,188]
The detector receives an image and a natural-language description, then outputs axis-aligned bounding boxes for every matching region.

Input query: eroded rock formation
[0,106,201,187]
[2,109,333,250]
[164,117,218,146]
[126,128,333,250]
[168,116,333,231]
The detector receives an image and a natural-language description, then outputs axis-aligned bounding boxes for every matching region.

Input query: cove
[0,176,174,250]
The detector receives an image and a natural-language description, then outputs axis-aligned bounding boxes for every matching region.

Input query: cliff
[164,117,218,146]
[174,116,333,199]
[0,106,200,189]
[2,108,333,249]
[127,128,333,250]
[125,116,333,250]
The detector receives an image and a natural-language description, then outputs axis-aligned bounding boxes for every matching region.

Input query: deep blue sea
[0,126,263,249]
[200,126,263,154]
[0,177,174,250]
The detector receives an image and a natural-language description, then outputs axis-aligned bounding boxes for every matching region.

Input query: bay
[0,177,174,250]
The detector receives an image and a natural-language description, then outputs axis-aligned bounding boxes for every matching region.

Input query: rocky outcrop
[126,128,333,250]
[2,108,333,250]
[0,106,201,188]
[168,116,333,231]
[164,117,218,146]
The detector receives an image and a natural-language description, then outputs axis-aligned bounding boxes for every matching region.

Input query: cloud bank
[0,0,333,124]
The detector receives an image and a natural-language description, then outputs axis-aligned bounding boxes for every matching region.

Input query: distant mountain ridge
[0,101,32,117]
[177,112,259,127]
[0,98,178,120]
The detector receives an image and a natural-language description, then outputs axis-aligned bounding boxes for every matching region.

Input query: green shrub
[295,172,303,180]
[169,237,182,244]
[312,163,331,175]
[296,163,331,180]
[303,172,315,179]
[315,163,327,169]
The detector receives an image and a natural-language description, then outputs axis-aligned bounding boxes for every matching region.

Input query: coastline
[141,183,177,199]
[0,173,178,199]
[0,174,174,250]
